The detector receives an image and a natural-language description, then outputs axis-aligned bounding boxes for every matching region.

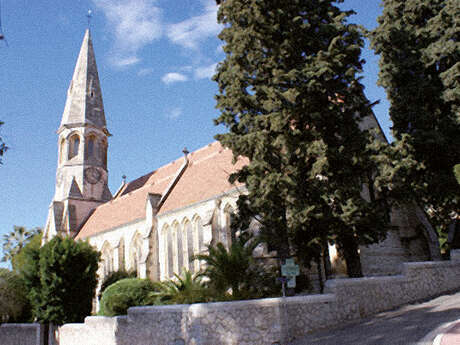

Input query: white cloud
[93,0,162,66]
[137,67,154,76]
[166,0,221,50]
[194,63,217,80]
[161,72,188,84]
[165,107,183,119]
[112,56,140,67]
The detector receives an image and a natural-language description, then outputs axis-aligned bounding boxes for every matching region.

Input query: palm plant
[156,270,209,305]
[194,234,275,300]
[1,226,41,264]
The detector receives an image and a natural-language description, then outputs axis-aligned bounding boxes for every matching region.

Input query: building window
[100,139,107,168]
[194,216,204,271]
[167,227,174,278]
[130,234,142,276]
[68,134,80,159]
[184,220,194,273]
[87,136,95,158]
[59,139,66,164]
[101,242,113,278]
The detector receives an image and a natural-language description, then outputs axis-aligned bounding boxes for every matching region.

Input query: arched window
[59,139,66,164]
[161,225,170,279]
[194,216,204,271]
[184,220,194,274]
[167,226,174,278]
[86,136,95,158]
[100,139,107,168]
[130,233,142,276]
[101,242,113,278]
[118,238,125,271]
[172,222,183,276]
[68,134,80,159]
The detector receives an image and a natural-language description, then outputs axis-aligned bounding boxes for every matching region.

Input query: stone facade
[57,260,460,345]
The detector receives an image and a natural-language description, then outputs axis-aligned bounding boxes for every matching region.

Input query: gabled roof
[76,142,248,239]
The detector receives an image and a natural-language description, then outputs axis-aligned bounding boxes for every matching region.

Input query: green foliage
[370,0,460,230]
[20,236,100,325]
[0,269,31,323]
[195,234,277,300]
[156,271,210,305]
[12,233,42,272]
[454,165,460,185]
[98,269,137,300]
[1,226,42,266]
[0,120,7,164]
[214,0,390,277]
[99,278,160,316]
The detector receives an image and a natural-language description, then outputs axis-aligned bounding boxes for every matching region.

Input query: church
[43,29,440,291]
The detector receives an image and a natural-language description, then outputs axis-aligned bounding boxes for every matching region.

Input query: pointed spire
[59,29,108,133]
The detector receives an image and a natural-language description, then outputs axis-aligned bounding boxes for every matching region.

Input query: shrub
[157,271,209,305]
[20,237,100,325]
[98,270,137,300]
[0,269,31,322]
[99,278,160,316]
[194,234,278,300]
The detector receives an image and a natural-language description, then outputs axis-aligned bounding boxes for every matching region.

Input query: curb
[419,319,460,345]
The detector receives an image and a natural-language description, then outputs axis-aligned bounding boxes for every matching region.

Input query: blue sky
[0,0,390,267]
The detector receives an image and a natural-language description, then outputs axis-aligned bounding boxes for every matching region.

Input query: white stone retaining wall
[57,260,460,345]
[0,323,43,345]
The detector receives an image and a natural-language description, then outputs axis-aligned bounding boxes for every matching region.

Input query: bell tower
[44,29,112,242]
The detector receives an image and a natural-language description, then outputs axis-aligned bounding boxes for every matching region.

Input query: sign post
[278,258,300,344]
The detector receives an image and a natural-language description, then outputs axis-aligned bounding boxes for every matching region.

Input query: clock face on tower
[84,167,102,184]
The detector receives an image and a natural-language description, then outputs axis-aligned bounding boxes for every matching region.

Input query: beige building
[43,30,440,292]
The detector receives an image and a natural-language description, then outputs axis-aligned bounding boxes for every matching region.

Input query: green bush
[20,236,100,325]
[0,269,31,322]
[99,278,160,316]
[98,270,137,300]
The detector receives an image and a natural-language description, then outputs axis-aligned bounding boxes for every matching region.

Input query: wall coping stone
[127,293,336,316]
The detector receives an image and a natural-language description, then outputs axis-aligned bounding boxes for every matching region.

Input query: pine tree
[370,0,460,230]
[214,0,389,277]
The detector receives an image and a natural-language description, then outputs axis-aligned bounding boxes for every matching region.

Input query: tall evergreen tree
[370,0,460,230]
[214,0,389,277]
[20,237,100,325]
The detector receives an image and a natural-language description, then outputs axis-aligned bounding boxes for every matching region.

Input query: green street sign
[287,276,296,288]
[281,259,300,277]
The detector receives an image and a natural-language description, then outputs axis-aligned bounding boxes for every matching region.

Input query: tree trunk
[321,237,332,280]
[316,257,324,293]
[339,234,363,278]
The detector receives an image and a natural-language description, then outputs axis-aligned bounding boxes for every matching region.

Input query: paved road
[291,291,460,345]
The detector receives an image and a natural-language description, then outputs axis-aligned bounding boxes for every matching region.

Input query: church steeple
[59,29,108,132]
[44,29,112,242]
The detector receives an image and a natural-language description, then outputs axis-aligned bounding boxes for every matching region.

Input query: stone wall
[0,323,43,345]
[58,260,460,345]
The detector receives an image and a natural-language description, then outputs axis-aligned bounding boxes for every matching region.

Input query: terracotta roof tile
[76,142,247,239]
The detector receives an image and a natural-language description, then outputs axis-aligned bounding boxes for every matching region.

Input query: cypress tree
[21,237,100,325]
[214,0,389,277]
[370,0,460,231]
